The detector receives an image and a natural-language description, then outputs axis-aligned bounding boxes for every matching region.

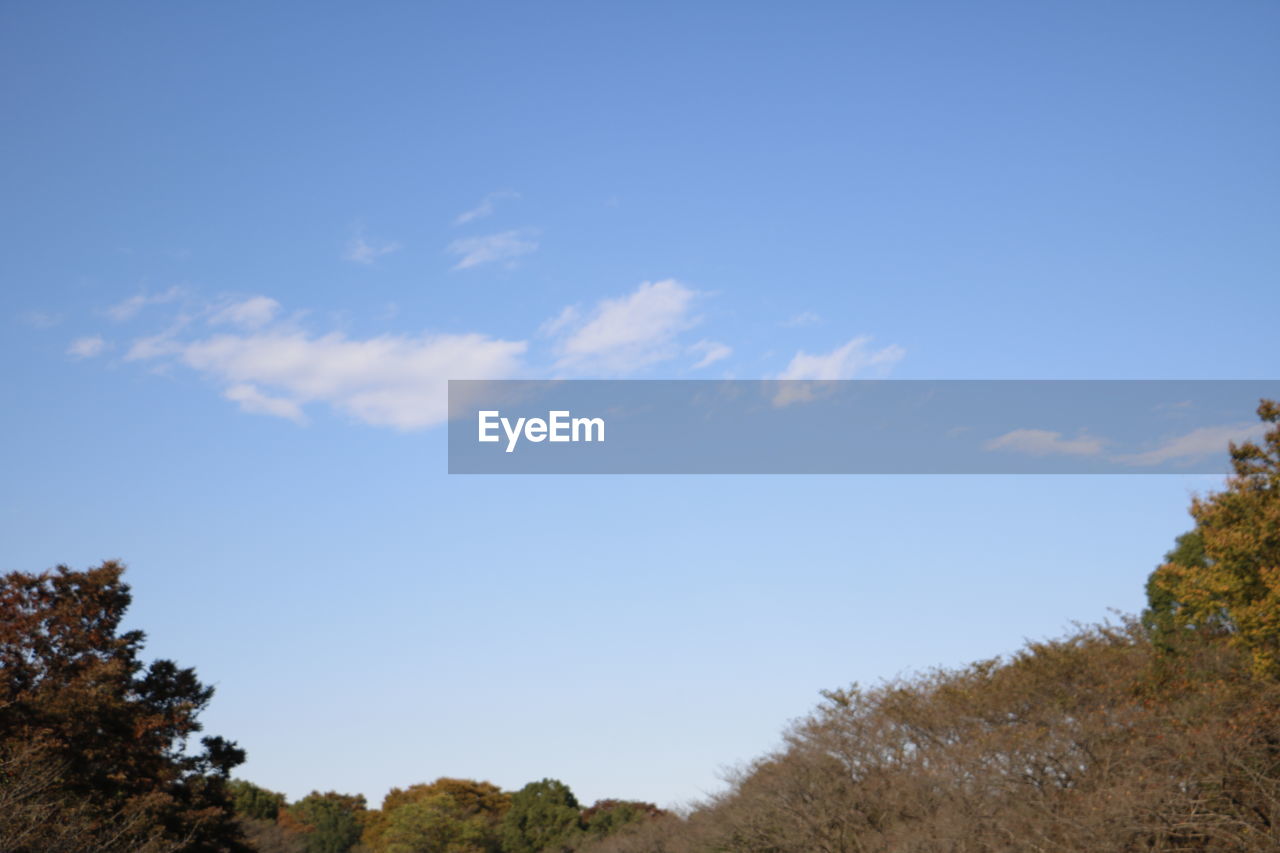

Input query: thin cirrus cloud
[208,296,281,330]
[689,339,732,370]
[550,279,700,374]
[984,429,1105,457]
[776,336,905,381]
[19,310,63,329]
[771,336,905,406]
[223,383,308,425]
[983,421,1264,466]
[783,311,821,327]
[106,286,183,322]
[454,190,520,225]
[1112,421,1265,467]
[344,233,401,265]
[67,336,108,359]
[447,229,539,270]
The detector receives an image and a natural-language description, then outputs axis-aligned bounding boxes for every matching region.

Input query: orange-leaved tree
[0,560,246,851]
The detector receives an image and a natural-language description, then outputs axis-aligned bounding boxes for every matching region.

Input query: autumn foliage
[5,401,1279,852]
[572,400,1280,853]
[1146,399,1280,677]
[0,561,246,852]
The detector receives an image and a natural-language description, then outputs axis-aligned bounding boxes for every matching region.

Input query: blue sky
[2,1,1278,809]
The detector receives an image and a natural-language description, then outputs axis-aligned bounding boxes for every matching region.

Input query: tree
[500,779,582,853]
[1145,399,1280,677]
[282,791,367,853]
[378,793,496,853]
[362,778,509,853]
[0,561,246,852]
[229,779,288,822]
[589,622,1280,853]
[580,800,665,841]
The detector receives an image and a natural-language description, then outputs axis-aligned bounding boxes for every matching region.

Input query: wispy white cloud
[128,315,527,429]
[689,339,732,370]
[224,384,308,425]
[551,279,700,374]
[106,286,182,322]
[771,336,905,405]
[454,191,520,225]
[783,311,821,327]
[1112,422,1265,467]
[67,336,108,359]
[19,310,62,329]
[124,315,192,361]
[984,429,1105,457]
[538,305,579,338]
[344,233,401,265]
[209,296,281,330]
[776,336,905,381]
[448,229,539,270]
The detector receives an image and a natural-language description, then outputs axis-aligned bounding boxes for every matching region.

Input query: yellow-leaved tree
[1145,399,1280,678]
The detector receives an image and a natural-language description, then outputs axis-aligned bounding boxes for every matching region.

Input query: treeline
[228,776,664,853]
[581,621,1280,852]
[574,401,1280,853]
[2,401,1278,852]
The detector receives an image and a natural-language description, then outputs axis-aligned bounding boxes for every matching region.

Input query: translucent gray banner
[447,380,1280,474]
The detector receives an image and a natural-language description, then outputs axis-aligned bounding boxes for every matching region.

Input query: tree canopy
[1145,399,1280,677]
[0,560,246,852]
[500,779,582,853]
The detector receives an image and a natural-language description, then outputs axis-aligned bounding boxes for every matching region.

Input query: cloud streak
[776,337,905,381]
[67,336,108,359]
[551,279,699,374]
[689,340,732,370]
[448,230,539,270]
[209,296,281,330]
[19,310,62,329]
[454,191,520,225]
[106,287,182,322]
[984,429,1105,457]
[344,233,401,265]
[1112,422,1265,467]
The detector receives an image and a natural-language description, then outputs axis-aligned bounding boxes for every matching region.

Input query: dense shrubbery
[4,402,1278,851]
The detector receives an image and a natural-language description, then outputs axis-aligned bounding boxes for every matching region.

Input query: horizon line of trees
[228,775,666,853]
[3,399,1278,851]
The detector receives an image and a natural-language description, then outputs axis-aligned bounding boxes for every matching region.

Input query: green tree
[1145,400,1280,677]
[0,561,246,852]
[363,778,509,853]
[379,793,496,852]
[580,800,665,841]
[500,779,582,853]
[229,778,288,821]
[283,791,367,853]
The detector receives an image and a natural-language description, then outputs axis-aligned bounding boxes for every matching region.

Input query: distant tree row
[228,776,664,853]
[0,563,663,853]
